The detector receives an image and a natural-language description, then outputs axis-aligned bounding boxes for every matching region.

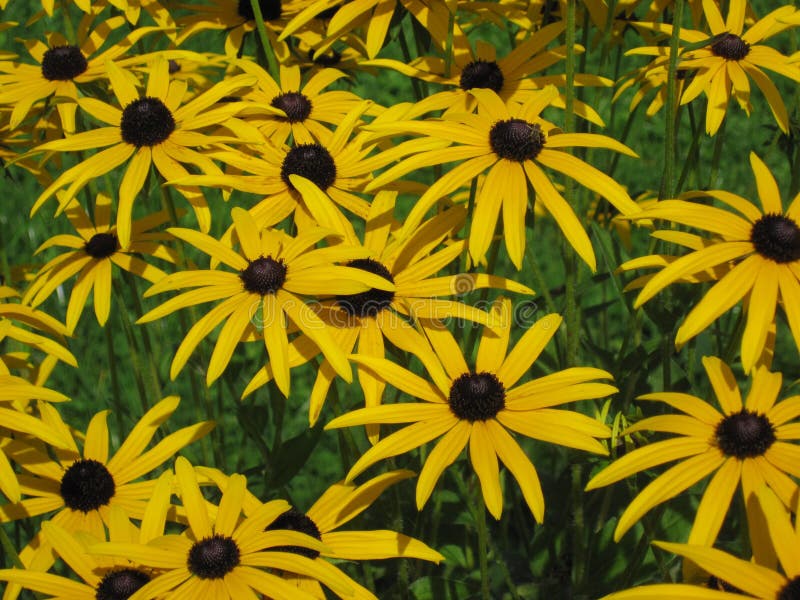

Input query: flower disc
[265,508,322,559]
[448,372,506,421]
[237,0,282,20]
[489,119,545,162]
[120,97,176,147]
[188,534,241,579]
[271,92,312,123]
[715,410,775,458]
[41,45,88,81]
[95,569,151,600]
[751,214,800,263]
[60,459,116,513]
[85,233,119,258]
[460,60,504,92]
[240,256,287,295]
[711,33,750,60]
[336,258,395,317]
[280,143,337,190]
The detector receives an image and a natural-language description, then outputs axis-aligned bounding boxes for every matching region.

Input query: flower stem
[660,0,684,200]
[250,0,280,80]
[473,477,491,600]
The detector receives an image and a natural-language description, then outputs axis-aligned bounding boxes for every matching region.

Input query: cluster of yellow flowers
[1,0,800,597]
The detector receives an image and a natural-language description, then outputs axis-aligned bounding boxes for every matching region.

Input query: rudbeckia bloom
[92,456,356,600]
[0,396,213,600]
[327,299,615,520]
[137,207,395,396]
[628,0,799,134]
[22,193,178,334]
[621,152,800,373]
[28,57,258,247]
[175,101,377,228]
[237,60,379,145]
[366,87,640,270]
[602,486,800,599]
[367,21,609,124]
[0,500,168,600]
[0,14,164,132]
[586,356,800,545]
[244,185,533,429]
[201,467,443,598]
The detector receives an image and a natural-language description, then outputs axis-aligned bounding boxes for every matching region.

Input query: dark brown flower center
[95,569,150,600]
[489,119,546,162]
[188,534,240,579]
[240,256,287,295]
[751,214,800,263]
[460,60,504,92]
[41,45,88,81]
[120,97,175,147]
[265,508,323,559]
[336,258,395,317]
[715,410,775,458]
[238,0,282,20]
[280,143,337,191]
[779,577,800,600]
[271,92,312,123]
[85,233,119,258]
[448,372,506,421]
[60,459,116,513]
[711,33,750,60]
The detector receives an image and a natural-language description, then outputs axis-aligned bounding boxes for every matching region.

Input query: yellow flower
[366,87,639,270]
[0,397,213,600]
[586,357,800,545]
[621,152,800,373]
[137,207,395,395]
[244,184,533,429]
[23,193,178,334]
[327,299,615,520]
[28,57,257,247]
[628,0,800,134]
[0,12,165,132]
[92,457,356,600]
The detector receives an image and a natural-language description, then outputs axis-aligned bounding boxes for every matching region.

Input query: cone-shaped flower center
[271,92,312,123]
[336,258,395,318]
[41,45,88,81]
[779,577,800,600]
[448,372,506,421]
[95,569,151,600]
[715,410,776,458]
[751,214,800,263]
[265,508,323,559]
[460,60,504,92]
[711,33,750,60]
[280,143,337,190]
[120,97,176,147]
[85,232,119,258]
[237,0,282,20]
[240,256,287,295]
[187,534,240,579]
[60,459,116,512]
[489,119,546,162]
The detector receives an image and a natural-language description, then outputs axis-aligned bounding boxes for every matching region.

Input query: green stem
[571,463,586,596]
[458,177,479,273]
[104,324,126,443]
[660,0,684,200]
[0,525,24,569]
[111,279,152,414]
[473,475,491,600]
[249,0,280,79]
[707,116,727,189]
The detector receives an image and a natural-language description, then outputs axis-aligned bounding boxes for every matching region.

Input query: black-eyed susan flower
[91,456,356,600]
[174,101,376,228]
[201,467,443,598]
[0,495,170,600]
[237,59,378,145]
[621,152,800,373]
[28,57,258,247]
[244,184,533,428]
[366,87,640,270]
[327,299,615,520]
[0,14,164,132]
[0,396,213,590]
[22,193,178,334]
[137,207,395,396]
[367,21,609,124]
[602,486,800,599]
[586,356,800,545]
[629,1,799,134]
